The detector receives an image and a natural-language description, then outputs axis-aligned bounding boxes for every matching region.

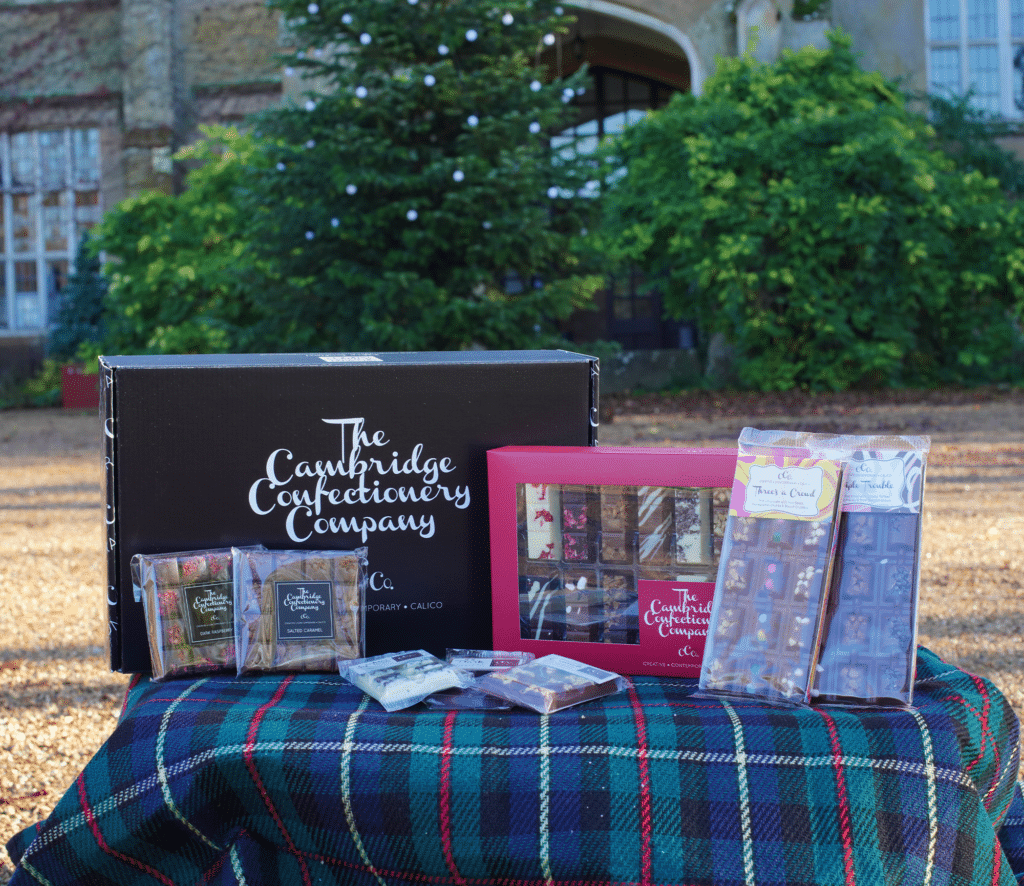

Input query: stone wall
[0,0,121,104]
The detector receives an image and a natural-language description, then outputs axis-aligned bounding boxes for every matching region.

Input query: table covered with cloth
[7,647,1024,886]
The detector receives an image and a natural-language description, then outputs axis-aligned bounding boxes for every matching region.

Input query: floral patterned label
[183,581,234,644]
[275,580,335,641]
[731,456,843,521]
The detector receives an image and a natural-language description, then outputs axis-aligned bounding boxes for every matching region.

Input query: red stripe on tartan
[119,673,144,719]
[817,709,857,886]
[627,680,653,886]
[945,675,1003,809]
[438,709,467,885]
[243,675,313,886]
[76,771,177,886]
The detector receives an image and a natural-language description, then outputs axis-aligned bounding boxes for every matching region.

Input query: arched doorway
[540,7,697,350]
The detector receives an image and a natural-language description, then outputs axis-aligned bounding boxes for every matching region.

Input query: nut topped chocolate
[814,512,921,704]
[700,452,845,705]
[812,445,928,706]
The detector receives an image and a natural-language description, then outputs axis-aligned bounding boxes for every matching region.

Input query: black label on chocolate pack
[275,581,334,641]
[183,582,235,644]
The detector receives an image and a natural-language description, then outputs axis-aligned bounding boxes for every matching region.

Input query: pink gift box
[487,445,736,677]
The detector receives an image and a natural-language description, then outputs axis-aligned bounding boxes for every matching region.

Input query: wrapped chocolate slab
[422,649,537,710]
[339,650,471,711]
[132,548,254,681]
[808,435,930,706]
[233,547,366,675]
[699,438,845,705]
[475,653,627,713]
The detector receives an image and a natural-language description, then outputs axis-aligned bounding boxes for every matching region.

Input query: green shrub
[599,32,1024,390]
[93,128,269,355]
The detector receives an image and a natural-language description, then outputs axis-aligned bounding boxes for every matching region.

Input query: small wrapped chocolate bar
[421,649,538,710]
[699,444,845,705]
[133,548,251,681]
[339,650,470,711]
[475,653,627,713]
[234,547,366,675]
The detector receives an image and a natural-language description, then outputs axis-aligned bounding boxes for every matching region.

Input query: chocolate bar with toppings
[813,512,920,704]
[234,547,366,674]
[134,548,241,681]
[702,516,834,703]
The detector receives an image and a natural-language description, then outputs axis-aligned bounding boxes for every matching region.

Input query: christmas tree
[243,0,600,352]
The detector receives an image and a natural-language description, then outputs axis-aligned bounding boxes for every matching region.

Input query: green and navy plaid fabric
[8,647,1022,885]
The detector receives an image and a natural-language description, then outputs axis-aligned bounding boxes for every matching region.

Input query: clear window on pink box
[487,447,737,677]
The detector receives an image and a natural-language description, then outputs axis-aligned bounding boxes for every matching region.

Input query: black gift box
[101,351,598,673]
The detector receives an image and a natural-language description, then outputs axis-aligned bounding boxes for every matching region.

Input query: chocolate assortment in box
[699,437,846,705]
[488,446,737,677]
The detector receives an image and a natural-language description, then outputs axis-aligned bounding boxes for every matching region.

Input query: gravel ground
[1,393,1022,882]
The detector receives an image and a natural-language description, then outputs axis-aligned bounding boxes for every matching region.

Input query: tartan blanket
[7,647,1023,886]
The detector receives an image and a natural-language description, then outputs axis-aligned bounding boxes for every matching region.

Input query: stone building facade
[1,0,1015,362]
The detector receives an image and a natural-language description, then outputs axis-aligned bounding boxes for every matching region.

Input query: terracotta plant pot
[61,364,100,409]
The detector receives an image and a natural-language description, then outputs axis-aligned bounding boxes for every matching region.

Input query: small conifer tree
[48,234,108,360]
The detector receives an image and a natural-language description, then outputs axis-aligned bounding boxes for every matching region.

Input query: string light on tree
[424,74,436,86]
[453,169,465,182]
[466,29,478,41]
[407,209,418,221]
[345,184,357,195]
[502,12,514,24]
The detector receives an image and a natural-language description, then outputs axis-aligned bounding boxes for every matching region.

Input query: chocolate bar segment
[561,485,596,563]
[701,472,842,706]
[234,547,365,674]
[813,511,920,704]
[637,486,673,566]
[526,484,562,560]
